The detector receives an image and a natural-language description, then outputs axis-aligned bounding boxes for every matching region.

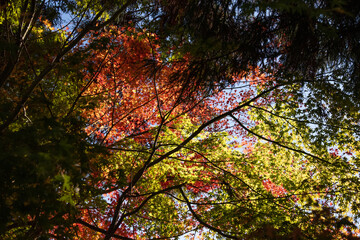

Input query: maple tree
[53,27,360,239]
[1,0,360,239]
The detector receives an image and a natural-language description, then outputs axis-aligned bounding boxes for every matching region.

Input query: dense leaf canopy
[1,0,360,239]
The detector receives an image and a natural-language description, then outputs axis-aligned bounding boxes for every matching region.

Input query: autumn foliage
[1,1,360,239]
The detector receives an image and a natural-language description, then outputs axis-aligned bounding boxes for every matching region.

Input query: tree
[63,27,360,239]
[0,0,138,237]
[1,0,360,239]
[151,0,360,95]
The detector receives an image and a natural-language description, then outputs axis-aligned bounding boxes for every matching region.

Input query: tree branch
[76,219,134,240]
[229,114,333,165]
[179,187,239,239]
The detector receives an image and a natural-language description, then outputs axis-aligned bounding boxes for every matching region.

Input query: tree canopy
[1,0,360,239]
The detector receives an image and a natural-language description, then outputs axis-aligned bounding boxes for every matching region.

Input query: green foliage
[1,0,360,239]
